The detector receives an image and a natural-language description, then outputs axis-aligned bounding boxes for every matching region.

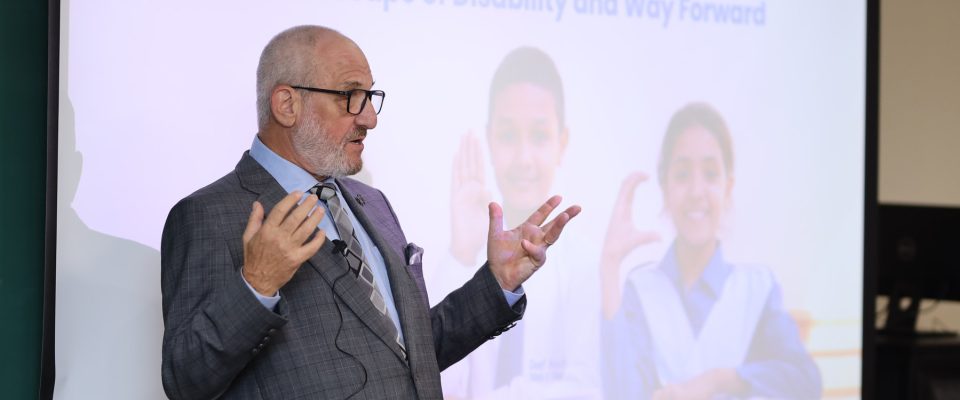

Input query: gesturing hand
[600,172,660,318]
[242,191,327,296]
[487,195,582,292]
[450,132,491,266]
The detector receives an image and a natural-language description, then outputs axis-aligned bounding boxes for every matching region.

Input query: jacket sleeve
[160,197,287,400]
[429,263,525,371]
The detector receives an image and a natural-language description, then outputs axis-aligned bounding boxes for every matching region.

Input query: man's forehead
[309,40,373,87]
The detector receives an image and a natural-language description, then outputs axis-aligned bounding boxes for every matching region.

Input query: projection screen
[56,0,867,398]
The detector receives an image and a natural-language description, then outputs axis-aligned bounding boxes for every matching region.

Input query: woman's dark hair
[657,102,735,186]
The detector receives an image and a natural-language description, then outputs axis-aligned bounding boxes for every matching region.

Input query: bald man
[159,25,580,399]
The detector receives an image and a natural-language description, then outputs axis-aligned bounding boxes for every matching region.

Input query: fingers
[525,195,562,226]
[627,230,662,248]
[292,200,326,244]
[451,148,460,190]
[243,201,264,243]
[615,172,649,217]
[542,204,582,245]
[454,131,485,188]
[465,132,476,180]
[521,239,546,267]
[265,191,303,227]
[467,131,484,184]
[304,201,326,229]
[281,193,319,232]
[453,133,466,188]
[295,229,327,261]
[488,202,504,235]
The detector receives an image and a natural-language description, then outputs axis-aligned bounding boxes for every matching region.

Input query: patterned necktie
[311,183,407,357]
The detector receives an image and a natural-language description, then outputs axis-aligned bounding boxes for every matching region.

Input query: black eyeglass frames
[291,85,386,115]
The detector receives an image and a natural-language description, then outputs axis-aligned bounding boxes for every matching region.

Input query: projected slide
[57,0,866,398]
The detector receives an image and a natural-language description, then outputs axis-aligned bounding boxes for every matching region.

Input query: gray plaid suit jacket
[161,152,524,399]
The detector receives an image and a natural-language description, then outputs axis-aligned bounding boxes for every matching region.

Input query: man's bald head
[255,25,360,129]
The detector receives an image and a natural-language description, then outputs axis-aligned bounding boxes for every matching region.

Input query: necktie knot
[312,183,338,202]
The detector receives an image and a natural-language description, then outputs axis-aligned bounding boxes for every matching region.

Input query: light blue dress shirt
[243,136,522,339]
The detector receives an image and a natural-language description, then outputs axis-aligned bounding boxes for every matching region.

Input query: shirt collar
[660,242,731,298]
[249,135,334,193]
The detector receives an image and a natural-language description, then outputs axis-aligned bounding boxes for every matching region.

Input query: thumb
[488,202,504,236]
[243,201,264,243]
[615,172,649,215]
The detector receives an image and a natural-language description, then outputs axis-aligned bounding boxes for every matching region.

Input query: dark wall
[0,0,51,398]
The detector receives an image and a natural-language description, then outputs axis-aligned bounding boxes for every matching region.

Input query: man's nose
[355,99,378,129]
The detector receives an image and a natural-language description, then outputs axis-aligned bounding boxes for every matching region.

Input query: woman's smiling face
[662,125,734,248]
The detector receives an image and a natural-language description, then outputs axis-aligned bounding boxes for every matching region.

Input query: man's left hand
[486,195,581,292]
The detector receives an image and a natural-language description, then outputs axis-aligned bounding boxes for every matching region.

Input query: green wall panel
[0,0,50,398]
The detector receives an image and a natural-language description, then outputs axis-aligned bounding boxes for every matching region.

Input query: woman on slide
[599,102,821,400]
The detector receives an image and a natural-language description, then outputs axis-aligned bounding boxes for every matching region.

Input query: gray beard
[292,115,363,178]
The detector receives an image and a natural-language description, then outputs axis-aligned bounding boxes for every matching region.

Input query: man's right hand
[242,191,327,296]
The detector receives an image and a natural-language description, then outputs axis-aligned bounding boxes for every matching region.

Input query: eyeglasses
[291,85,386,115]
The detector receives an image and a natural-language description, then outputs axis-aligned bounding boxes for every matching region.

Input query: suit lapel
[236,152,287,210]
[336,182,422,325]
[337,180,441,394]
[336,181,422,346]
[305,241,410,366]
[235,154,409,365]
[336,181,411,281]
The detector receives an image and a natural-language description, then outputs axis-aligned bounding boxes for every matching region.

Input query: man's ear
[271,85,300,128]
